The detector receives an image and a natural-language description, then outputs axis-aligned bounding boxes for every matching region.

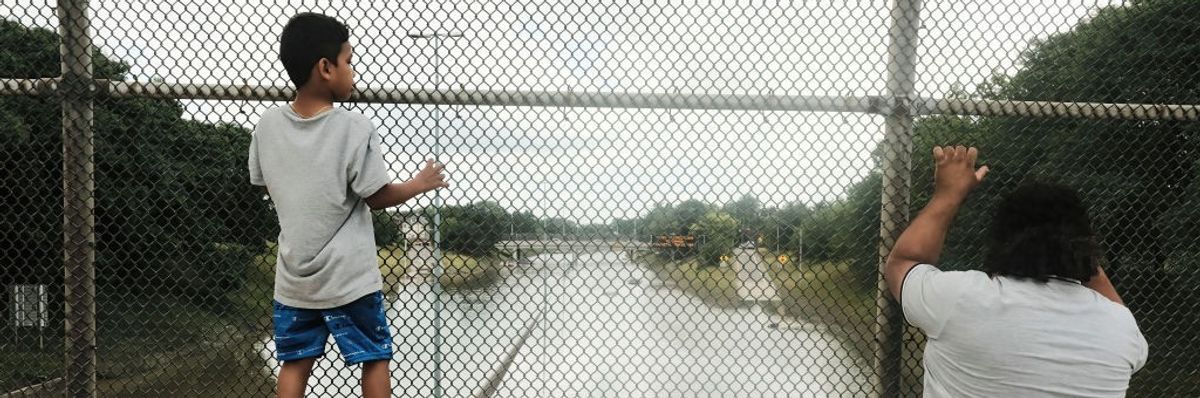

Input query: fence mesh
[1,0,1198,397]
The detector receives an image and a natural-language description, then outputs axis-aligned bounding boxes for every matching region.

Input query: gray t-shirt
[903,263,1148,397]
[248,106,391,309]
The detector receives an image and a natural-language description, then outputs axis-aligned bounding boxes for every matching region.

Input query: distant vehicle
[650,235,696,249]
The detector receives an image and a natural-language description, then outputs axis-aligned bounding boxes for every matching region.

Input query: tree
[690,211,740,267]
[541,217,578,237]
[641,203,682,240]
[832,173,882,287]
[610,217,639,239]
[674,200,712,236]
[578,223,613,238]
[799,202,842,263]
[509,211,542,237]
[722,194,761,236]
[761,203,809,252]
[431,201,509,255]
[824,1,1200,392]
[0,20,274,312]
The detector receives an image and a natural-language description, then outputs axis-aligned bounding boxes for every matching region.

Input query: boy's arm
[364,159,448,210]
[885,146,989,301]
[1086,265,1125,305]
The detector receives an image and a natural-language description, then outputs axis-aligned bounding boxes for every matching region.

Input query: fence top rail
[2,78,1198,121]
[914,97,1200,122]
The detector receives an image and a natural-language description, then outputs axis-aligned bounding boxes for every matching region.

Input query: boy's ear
[316,58,334,81]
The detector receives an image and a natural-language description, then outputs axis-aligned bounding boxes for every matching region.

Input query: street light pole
[407,32,463,141]
[407,31,462,398]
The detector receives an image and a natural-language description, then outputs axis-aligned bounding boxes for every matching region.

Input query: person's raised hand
[413,159,450,193]
[932,146,988,203]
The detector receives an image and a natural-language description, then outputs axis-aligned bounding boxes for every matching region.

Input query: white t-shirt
[248,106,391,309]
[902,264,1148,397]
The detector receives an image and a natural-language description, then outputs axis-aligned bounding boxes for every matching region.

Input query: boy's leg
[324,291,394,397]
[278,357,317,398]
[362,359,391,398]
[272,300,329,398]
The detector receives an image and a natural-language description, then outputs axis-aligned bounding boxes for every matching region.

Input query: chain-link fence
[1,0,1198,397]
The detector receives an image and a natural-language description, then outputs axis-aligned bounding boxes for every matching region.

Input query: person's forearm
[1085,266,1125,305]
[889,195,963,269]
[887,146,987,301]
[364,181,425,210]
[885,194,964,301]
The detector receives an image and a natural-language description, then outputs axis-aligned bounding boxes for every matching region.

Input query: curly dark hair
[984,181,1101,283]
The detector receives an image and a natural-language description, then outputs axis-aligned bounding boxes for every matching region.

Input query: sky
[2,0,1123,223]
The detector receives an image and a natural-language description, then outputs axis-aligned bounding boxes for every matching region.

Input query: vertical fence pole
[57,0,96,397]
[872,0,923,396]
[430,33,449,398]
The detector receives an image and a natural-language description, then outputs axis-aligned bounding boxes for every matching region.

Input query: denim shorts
[272,291,393,365]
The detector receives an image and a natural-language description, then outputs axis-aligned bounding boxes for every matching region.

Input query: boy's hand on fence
[932,146,988,203]
[414,159,450,193]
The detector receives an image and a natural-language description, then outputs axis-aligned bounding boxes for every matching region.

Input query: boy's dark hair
[984,181,1101,283]
[279,13,349,88]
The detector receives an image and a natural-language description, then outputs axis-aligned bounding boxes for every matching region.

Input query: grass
[2,244,279,396]
[238,243,510,300]
[226,243,276,328]
[92,299,273,397]
[1,335,60,392]
[92,243,279,397]
[376,244,505,291]
[438,252,503,290]
[767,258,876,361]
[639,253,741,308]
[2,242,514,396]
[2,294,274,397]
[769,256,930,394]
[377,244,412,290]
[637,250,922,392]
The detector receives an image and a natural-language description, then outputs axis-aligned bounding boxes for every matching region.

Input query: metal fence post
[57,0,96,396]
[872,0,923,396]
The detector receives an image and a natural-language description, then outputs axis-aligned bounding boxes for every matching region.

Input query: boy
[248,12,449,398]
[885,146,1146,396]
